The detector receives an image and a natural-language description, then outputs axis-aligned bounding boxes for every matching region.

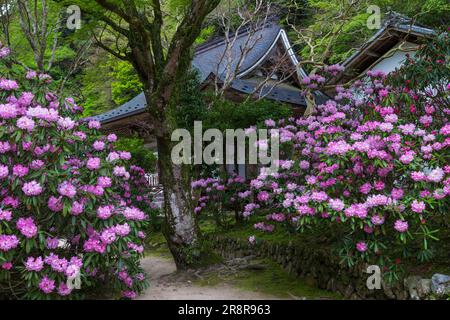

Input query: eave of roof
[230,78,307,106]
[91,92,147,124]
[92,78,309,124]
[91,23,310,124]
[342,21,435,68]
[322,17,437,89]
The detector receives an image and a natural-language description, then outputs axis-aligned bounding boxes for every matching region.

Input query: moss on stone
[195,258,342,299]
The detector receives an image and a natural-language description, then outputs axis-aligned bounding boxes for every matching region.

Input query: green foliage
[286,0,372,65]
[197,221,342,298]
[195,26,216,45]
[172,70,208,130]
[386,32,449,123]
[1,1,68,68]
[285,0,449,65]
[203,97,293,131]
[79,53,115,117]
[376,0,450,27]
[115,137,157,173]
[172,69,293,131]
[110,60,143,106]
[166,0,191,13]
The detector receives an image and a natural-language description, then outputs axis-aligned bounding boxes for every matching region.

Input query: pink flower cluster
[0,49,151,299]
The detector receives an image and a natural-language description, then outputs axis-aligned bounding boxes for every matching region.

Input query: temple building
[328,12,435,90]
[90,13,435,181]
[91,23,321,149]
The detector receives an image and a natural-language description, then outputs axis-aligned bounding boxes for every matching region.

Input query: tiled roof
[230,78,306,105]
[192,24,282,82]
[342,12,435,68]
[91,92,147,124]
[91,23,309,124]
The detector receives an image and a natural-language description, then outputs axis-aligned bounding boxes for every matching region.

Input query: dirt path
[137,256,283,300]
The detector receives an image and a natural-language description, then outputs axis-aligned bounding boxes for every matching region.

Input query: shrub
[0,42,151,299]
[114,137,157,173]
[192,33,450,281]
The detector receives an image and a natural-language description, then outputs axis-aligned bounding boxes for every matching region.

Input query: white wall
[367,41,419,74]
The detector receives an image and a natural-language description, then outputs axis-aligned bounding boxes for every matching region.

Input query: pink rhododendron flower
[100,228,117,244]
[57,181,77,198]
[107,133,117,142]
[48,196,63,212]
[394,220,408,233]
[86,157,101,170]
[411,200,426,213]
[311,191,328,202]
[391,188,404,200]
[25,256,44,272]
[326,140,352,155]
[299,160,310,169]
[16,217,38,238]
[0,209,12,221]
[122,291,137,299]
[257,191,270,202]
[70,201,84,216]
[30,160,45,170]
[57,117,76,130]
[58,283,72,296]
[107,151,120,162]
[88,120,101,129]
[119,151,132,160]
[97,176,112,188]
[97,205,114,220]
[0,235,19,251]
[427,168,444,183]
[399,151,415,164]
[83,238,106,254]
[345,204,367,218]
[16,116,35,131]
[371,215,385,226]
[0,79,18,90]
[46,237,59,249]
[0,141,11,153]
[122,207,146,221]
[115,223,131,237]
[329,198,345,211]
[12,164,29,177]
[411,171,426,181]
[39,276,55,294]
[356,242,368,252]
[0,164,8,179]
[93,140,105,151]
[113,166,130,179]
[359,183,372,194]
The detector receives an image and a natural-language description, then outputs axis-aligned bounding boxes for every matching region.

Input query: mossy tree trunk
[92,0,221,269]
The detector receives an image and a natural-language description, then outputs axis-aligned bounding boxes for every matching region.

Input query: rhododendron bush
[0,43,151,299]
[193,33,449,279]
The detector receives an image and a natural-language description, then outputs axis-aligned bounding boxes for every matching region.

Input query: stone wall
[207,234,441,300]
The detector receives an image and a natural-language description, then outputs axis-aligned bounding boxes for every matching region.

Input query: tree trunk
[156,132,199,269]
[89,0,222,270]
[149,83,199,269]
